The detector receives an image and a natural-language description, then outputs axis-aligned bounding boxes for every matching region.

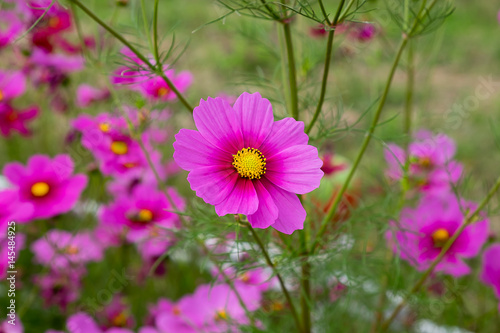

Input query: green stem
[310,36,409,253]
[404,40,414,145]
[282,20,299,120]
[305,0,346,134]
[140,0,154,52]
[379,175,500,332]
[248,225,304,333]
[153,0,161,67]
[68,0,194,113]
[300,230,312,333]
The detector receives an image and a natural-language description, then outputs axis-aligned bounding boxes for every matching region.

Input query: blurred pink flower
[480,244,500,312]
[384,130,463,194]
[96,295,135,330]
[0,70,26,102]
[0,103,38,137]
[134,68,192,102]
[3,154,88,220]
[0,11,24,49]
[76,84,110,108]
[386,193,489,277]
[63,312,134,333]
[35,268,83,310]
[31,230,103,269]
[173,92,323,234]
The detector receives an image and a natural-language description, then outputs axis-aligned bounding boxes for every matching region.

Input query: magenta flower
[0,70,26,102]
[135,69,192,101]
[3,154,88,220]
[31,230,103,269]
[34,268,82,310]
[99,185,184,236]
[96,295,135,330]
[63,312,134,333]
[386,193,489,277]
[480,244,500,312]
[173,92,323,234]
[0,11,24,49]
[384,130,463,194]
[0,103,38,137]
[76,84,110,108]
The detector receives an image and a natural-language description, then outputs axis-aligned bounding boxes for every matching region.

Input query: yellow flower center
[123,162,137,169]
[111,312,128,327]
[270,301,284,312]
[172,306,181,316]
[419,156,432,168]
[99,122,110,132]
[0,90,4,102]
[31,182,50,197]
[157,87,169,97]
[432,228,450,247]
[111,141,128,155]
[232,147,266,180]
[48,16,60,28]
[65,245,79,255]
[215,309,228,321]
[137,209,153,222]
[239,272,250,282]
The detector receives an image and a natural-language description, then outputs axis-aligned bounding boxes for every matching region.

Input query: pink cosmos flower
[351,23,376,42]
[0,11,24,49]
[3,154,88,220]
[96,295,135,330]
[386,193,489,277]
[173,92,323,234]
[76,84,110,108]
[0,103,38,137]
[31,230,103,270]
[134,68,192,102]
[0,318,23,333]
[0,70,26,102]
[98,185,184,239]
[35,268,82,310]
[480,244,500,312]
[384,130,463,194]
[0,190,33,227]
[213,266,275,292]
[135,226,176,263]
[155,283,261,333]
[62,312,134,333]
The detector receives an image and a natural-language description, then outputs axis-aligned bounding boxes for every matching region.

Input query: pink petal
[233,92,274,148]
[261,179,305,234]
[187,165,238,205]
[247,180,278,229]
[260,117,308,157]
[3,162,26,185]
[193,97,243,153]
[215,178,258,216]
[265,145,323,194]
[173,129,231,171]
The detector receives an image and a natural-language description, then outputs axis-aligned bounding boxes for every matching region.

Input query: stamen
[137,209,153,222]
[31,182,50,197]
[99,122,110,132]
[65,245,79,255]
[157,87,169,97]
[111,312,128,327]
[48,16,60,28]
[111,141,128,155]
[232,147,266,180]
[215,309,228,321]
[0,90,4,102]
[432,228,450,248]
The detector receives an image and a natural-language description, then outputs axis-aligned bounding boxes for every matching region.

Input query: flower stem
[68,0,194,113]
[300,230,312,333]
[379,175,500,332]
[280,5,299,120]
[153,0,161,68]
[305,0,346,134]
[309,36,409,253]
[248,225,304,333]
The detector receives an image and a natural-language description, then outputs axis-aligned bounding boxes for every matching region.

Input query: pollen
[157,87,169,97]
[215,309,228,321]
[232,147,266,180]
[111,312,128,327]
[0,90,4,102]
[99,122,110,132]
[419,156,432,168]
[432,228,450,248]
[111,141,128,155]
[48,16,60,28]
[137,209,153,222]
[65,245,79,255]
[31,182,50,197]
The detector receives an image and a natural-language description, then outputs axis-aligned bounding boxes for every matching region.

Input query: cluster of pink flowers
[385,131,490,277]
[310,21,377,42]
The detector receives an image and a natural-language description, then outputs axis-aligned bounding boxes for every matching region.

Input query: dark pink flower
[173,92,323,234]
[134,68,192,102]
[480,244,500,312]
[3,154,88,220]
[31,230,103,269]
[0,103,38,137]
[96,295,135,330]
[76,84,110,108]
[386,193,489,277]
[34,269,82,310]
